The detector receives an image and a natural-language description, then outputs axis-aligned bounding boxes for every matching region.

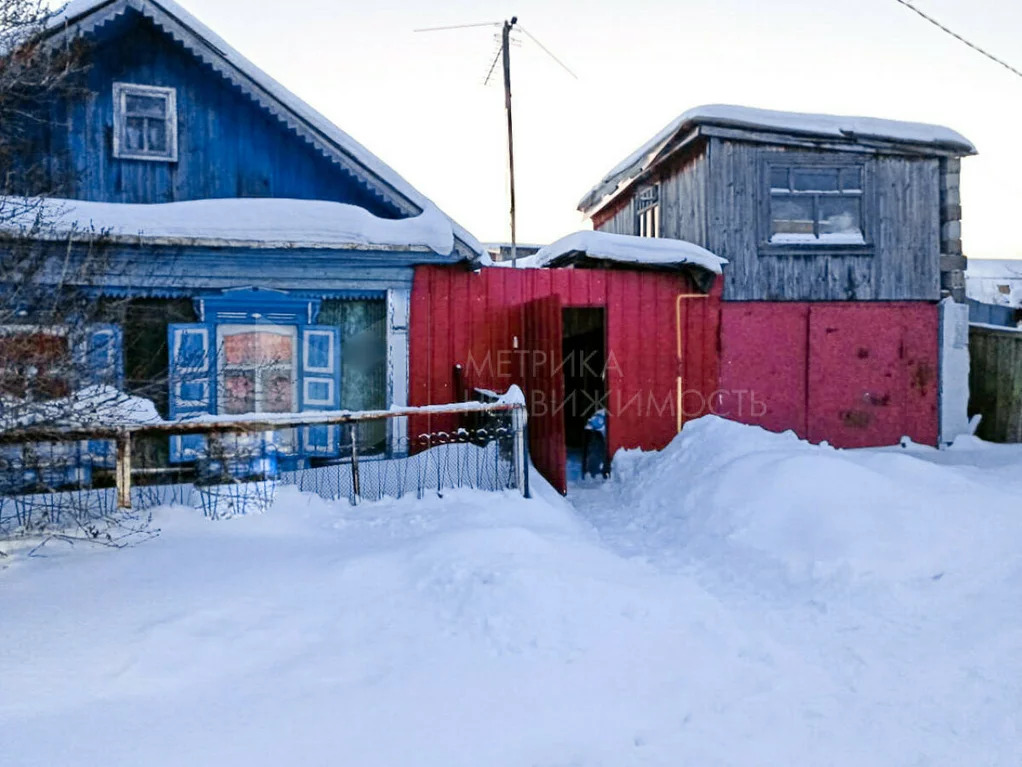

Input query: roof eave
[579,126,704,219]
[580,118,977,220]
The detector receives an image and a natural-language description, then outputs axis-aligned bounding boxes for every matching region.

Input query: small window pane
[771,196,814,238]
[791,168,839,192]
[147,119,167,153]
[224,331,293,366]
[840,167,862,192]
[769,167,789,191]
[124,117,145,151]
[223,371,255,414]
[818,197,863,241]
[262,370,294,413]
[307,333,332,369]
[124,94,166,118]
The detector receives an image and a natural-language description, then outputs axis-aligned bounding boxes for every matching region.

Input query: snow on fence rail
[0,402,529,538]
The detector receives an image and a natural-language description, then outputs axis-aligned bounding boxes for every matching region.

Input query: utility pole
[414,16,575,268]
[502,16,518,267]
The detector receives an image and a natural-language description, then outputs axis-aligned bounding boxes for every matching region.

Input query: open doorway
[562,307,606,481]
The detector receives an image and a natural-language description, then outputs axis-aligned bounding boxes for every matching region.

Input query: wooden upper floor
[581,106,974,302]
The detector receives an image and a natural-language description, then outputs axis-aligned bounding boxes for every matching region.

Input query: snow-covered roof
[579,104,977,215]
[966,258,1022,308]
[0,197,456,253]
[518,230,726,274]
[47,0,487,262]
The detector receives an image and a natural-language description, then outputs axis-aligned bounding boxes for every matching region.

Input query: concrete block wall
[939,157,966,302]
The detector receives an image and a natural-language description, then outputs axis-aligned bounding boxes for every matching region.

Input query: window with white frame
[216,325,297,415]
[112,83,178,161]
[636,184,660,238]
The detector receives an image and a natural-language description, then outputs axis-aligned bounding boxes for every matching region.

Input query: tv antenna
[415,16,577,267]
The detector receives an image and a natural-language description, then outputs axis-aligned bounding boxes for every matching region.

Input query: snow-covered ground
[3,417,1021,766]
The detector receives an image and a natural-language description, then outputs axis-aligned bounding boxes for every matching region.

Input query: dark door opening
[562,308,606,480]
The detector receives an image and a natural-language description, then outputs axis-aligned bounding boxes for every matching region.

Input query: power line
[894,0,1022,81]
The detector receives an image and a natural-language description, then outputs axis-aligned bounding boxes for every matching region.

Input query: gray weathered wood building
[578,105,975,446]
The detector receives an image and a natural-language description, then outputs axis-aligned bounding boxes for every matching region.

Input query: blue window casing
[80,323,125,468]
[167,289,346,464]
[299,325,342,455]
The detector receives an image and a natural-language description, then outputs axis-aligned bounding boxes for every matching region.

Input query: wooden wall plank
[49,12,397,215]
[706,139,940,302]
[970,325,1022,443]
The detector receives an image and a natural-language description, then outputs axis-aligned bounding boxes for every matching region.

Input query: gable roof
[47,0,488,263]
[579,104,977,217]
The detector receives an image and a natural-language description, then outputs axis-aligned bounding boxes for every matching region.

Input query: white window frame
[215,324,298,416]
[112,82,178,162]
[302,329,336,375]
[302,377,335,408]
[636,184,660,238]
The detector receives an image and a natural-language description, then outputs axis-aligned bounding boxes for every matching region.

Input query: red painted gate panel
[807,304,937,447]
[719,303,808,435]
[719,301,938,447]
[523,295,567,494]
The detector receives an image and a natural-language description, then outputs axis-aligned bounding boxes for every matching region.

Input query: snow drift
[2,416,1021,766]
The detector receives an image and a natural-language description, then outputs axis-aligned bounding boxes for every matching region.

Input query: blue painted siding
[45,9,398,215]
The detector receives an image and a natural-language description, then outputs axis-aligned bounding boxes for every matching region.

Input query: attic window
[112,83,178,162]
[636,184,659,238]
[766,161,867,246]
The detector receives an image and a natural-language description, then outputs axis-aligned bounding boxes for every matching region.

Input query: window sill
[113,151,178,163]
[758,242,875,257]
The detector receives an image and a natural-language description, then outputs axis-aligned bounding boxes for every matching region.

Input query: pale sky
[166,1,1022,258]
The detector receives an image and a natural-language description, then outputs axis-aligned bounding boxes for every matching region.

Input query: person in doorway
[582,409,609,479]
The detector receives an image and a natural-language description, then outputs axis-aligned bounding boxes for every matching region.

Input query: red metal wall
[719,302,938,447]
[409,265,722,457]
[411,266,939,457]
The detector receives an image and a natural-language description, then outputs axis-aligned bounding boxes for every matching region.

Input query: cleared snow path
[570,419,1022,765]
[2,417,1020,766]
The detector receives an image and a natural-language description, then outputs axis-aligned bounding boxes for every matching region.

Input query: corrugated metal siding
[409,266,722,458]
[720,302,939,447]
[719,303,808,435]
[523,296,567,493]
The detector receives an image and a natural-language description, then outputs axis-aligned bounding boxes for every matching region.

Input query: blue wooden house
[6,0,486,474]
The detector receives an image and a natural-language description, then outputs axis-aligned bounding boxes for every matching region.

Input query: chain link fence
[0,402,528,540]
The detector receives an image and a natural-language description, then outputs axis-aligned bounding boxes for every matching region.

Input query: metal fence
[0,402,528,539]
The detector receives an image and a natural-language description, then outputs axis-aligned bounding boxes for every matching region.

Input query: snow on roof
[580,104,977,214]
[1,197,456,253]
[966,258,1022,278]
[48,0,487,261]
[520,230,726,274]
[966,258,1022,308]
